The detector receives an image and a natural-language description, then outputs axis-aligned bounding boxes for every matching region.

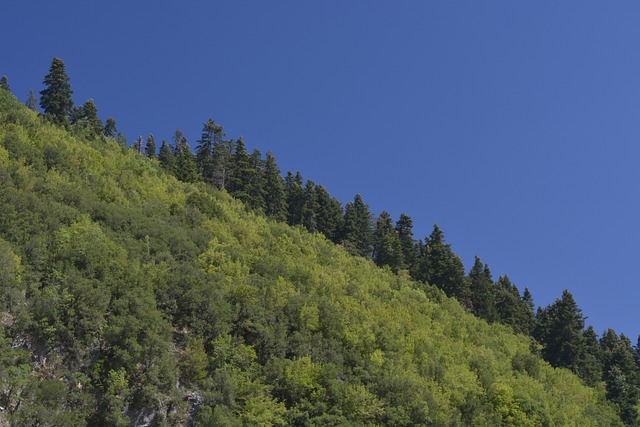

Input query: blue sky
[3,1,640,339]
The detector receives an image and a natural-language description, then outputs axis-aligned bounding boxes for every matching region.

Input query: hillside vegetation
[0,89,623,425]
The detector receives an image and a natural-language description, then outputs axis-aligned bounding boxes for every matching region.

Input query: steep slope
[0,90,621,426]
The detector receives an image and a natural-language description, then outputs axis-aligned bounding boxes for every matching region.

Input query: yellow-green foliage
[0,89,622,425]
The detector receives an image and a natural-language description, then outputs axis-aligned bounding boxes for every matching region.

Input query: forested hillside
[0,70,632,425]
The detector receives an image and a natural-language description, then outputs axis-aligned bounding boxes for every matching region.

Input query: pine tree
[196,119,216,184]
[600,329,640,424]
[469,256,496,321]
[82,99,103,137]
[212,133,234,190]
[246,148,266,212]
[228,136,252,201]
[104,117,117,138]
[158,140,175,172]
[25,89,38,111]
[534,290,586,372]
[395,213,416,270]
[263,151,287,221]
[579,326,603,387]
[340,194,373,257]
[302,180,319,233]
[0,75,9,92]
[286,171,305,226]
[133,136,144,154]
[40,57,74,125]
[414,224,468,300]
[175,136,200,183]
[315,185,344,243]
[372,211,404,271]
[145,134,156,157]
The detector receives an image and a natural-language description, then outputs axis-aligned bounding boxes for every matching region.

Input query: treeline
[3,58,640,424]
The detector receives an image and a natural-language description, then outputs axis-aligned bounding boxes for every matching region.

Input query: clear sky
[3,1,640,340]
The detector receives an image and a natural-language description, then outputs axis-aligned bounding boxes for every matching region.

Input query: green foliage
[0,86,624,425]
[0,75,9,92]
[39,57,74,125]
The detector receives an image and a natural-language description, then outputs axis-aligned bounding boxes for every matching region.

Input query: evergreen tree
[579,326,603,387]
[195,119,216,184]
[104,117,117,138]
[534,290,586,373]
[600,329,640,424]
[469,256,497,321]
[175,136,200,183]
[40,57,74,125]
[263,152,287,221]
[133,136,144,154]
[25,89,38,111]
[246,148,266,212]
[158,140,175,172]
[285,171,305,226]
[0,75,9,92]
[145,134,156,157]
[372,211,404,271]
[340,194,373,257]
[315,185,343,243]
[82,99,103,137]
[212,134,234,190]
[228,136,252,202]
[395,213,416,271]
[414,224,468,300]
[302,180,319,233]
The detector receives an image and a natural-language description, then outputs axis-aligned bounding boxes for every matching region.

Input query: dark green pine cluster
[1,58,639,425]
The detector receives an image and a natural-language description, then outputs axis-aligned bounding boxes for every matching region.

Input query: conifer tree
[40,57,74,125]
[196,119,216,184]
[414,224,468,300]
[302,179,319,233]
[395,213,416,270]
[82,99,103,137]
[263,152,287,220]
[469,256,496,321]
[579,326,603,387]
[315,185,344,243]
[534,290,586,373]
[133,136,144,154]
[372,211,404,271]
[212,132,234,190]
[104,117,117,138]
[246,148,266,212]
[158,140,175,172]
[228,136,252,201]
[145,134,156,157]
[25,89,38,111]
[175,136,200,183]
[285,171,305,226]
[340,194,373,257]
[0,75,9,92]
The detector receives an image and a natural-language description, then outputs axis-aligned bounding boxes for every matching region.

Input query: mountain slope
[0,90,621,426]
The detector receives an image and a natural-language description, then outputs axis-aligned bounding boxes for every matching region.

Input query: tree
[144,134,156,157]
[372,211,403,271]
[285,171,305,226]
[104,117,117,138]
[246,148,265,212]
[158,140,175,172]
[25,89,38,111]
[469,256,496,321]
[195,119,216,184]
[302,180,319,233]
[414,224,468,300]
[40,57,74,125]
[175,135,200,183]
[82,99,103,137]
[315,185,343,243]
[0,75,9,92]
[133,136,143,154]
[340,194,373,257]
[395,213,416,271]
[263,152,287,220]
[228,136,252,202]
[212,130,234,190]
[534,290,585,372]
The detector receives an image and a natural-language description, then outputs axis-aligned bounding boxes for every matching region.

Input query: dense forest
[0,59,637,425]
